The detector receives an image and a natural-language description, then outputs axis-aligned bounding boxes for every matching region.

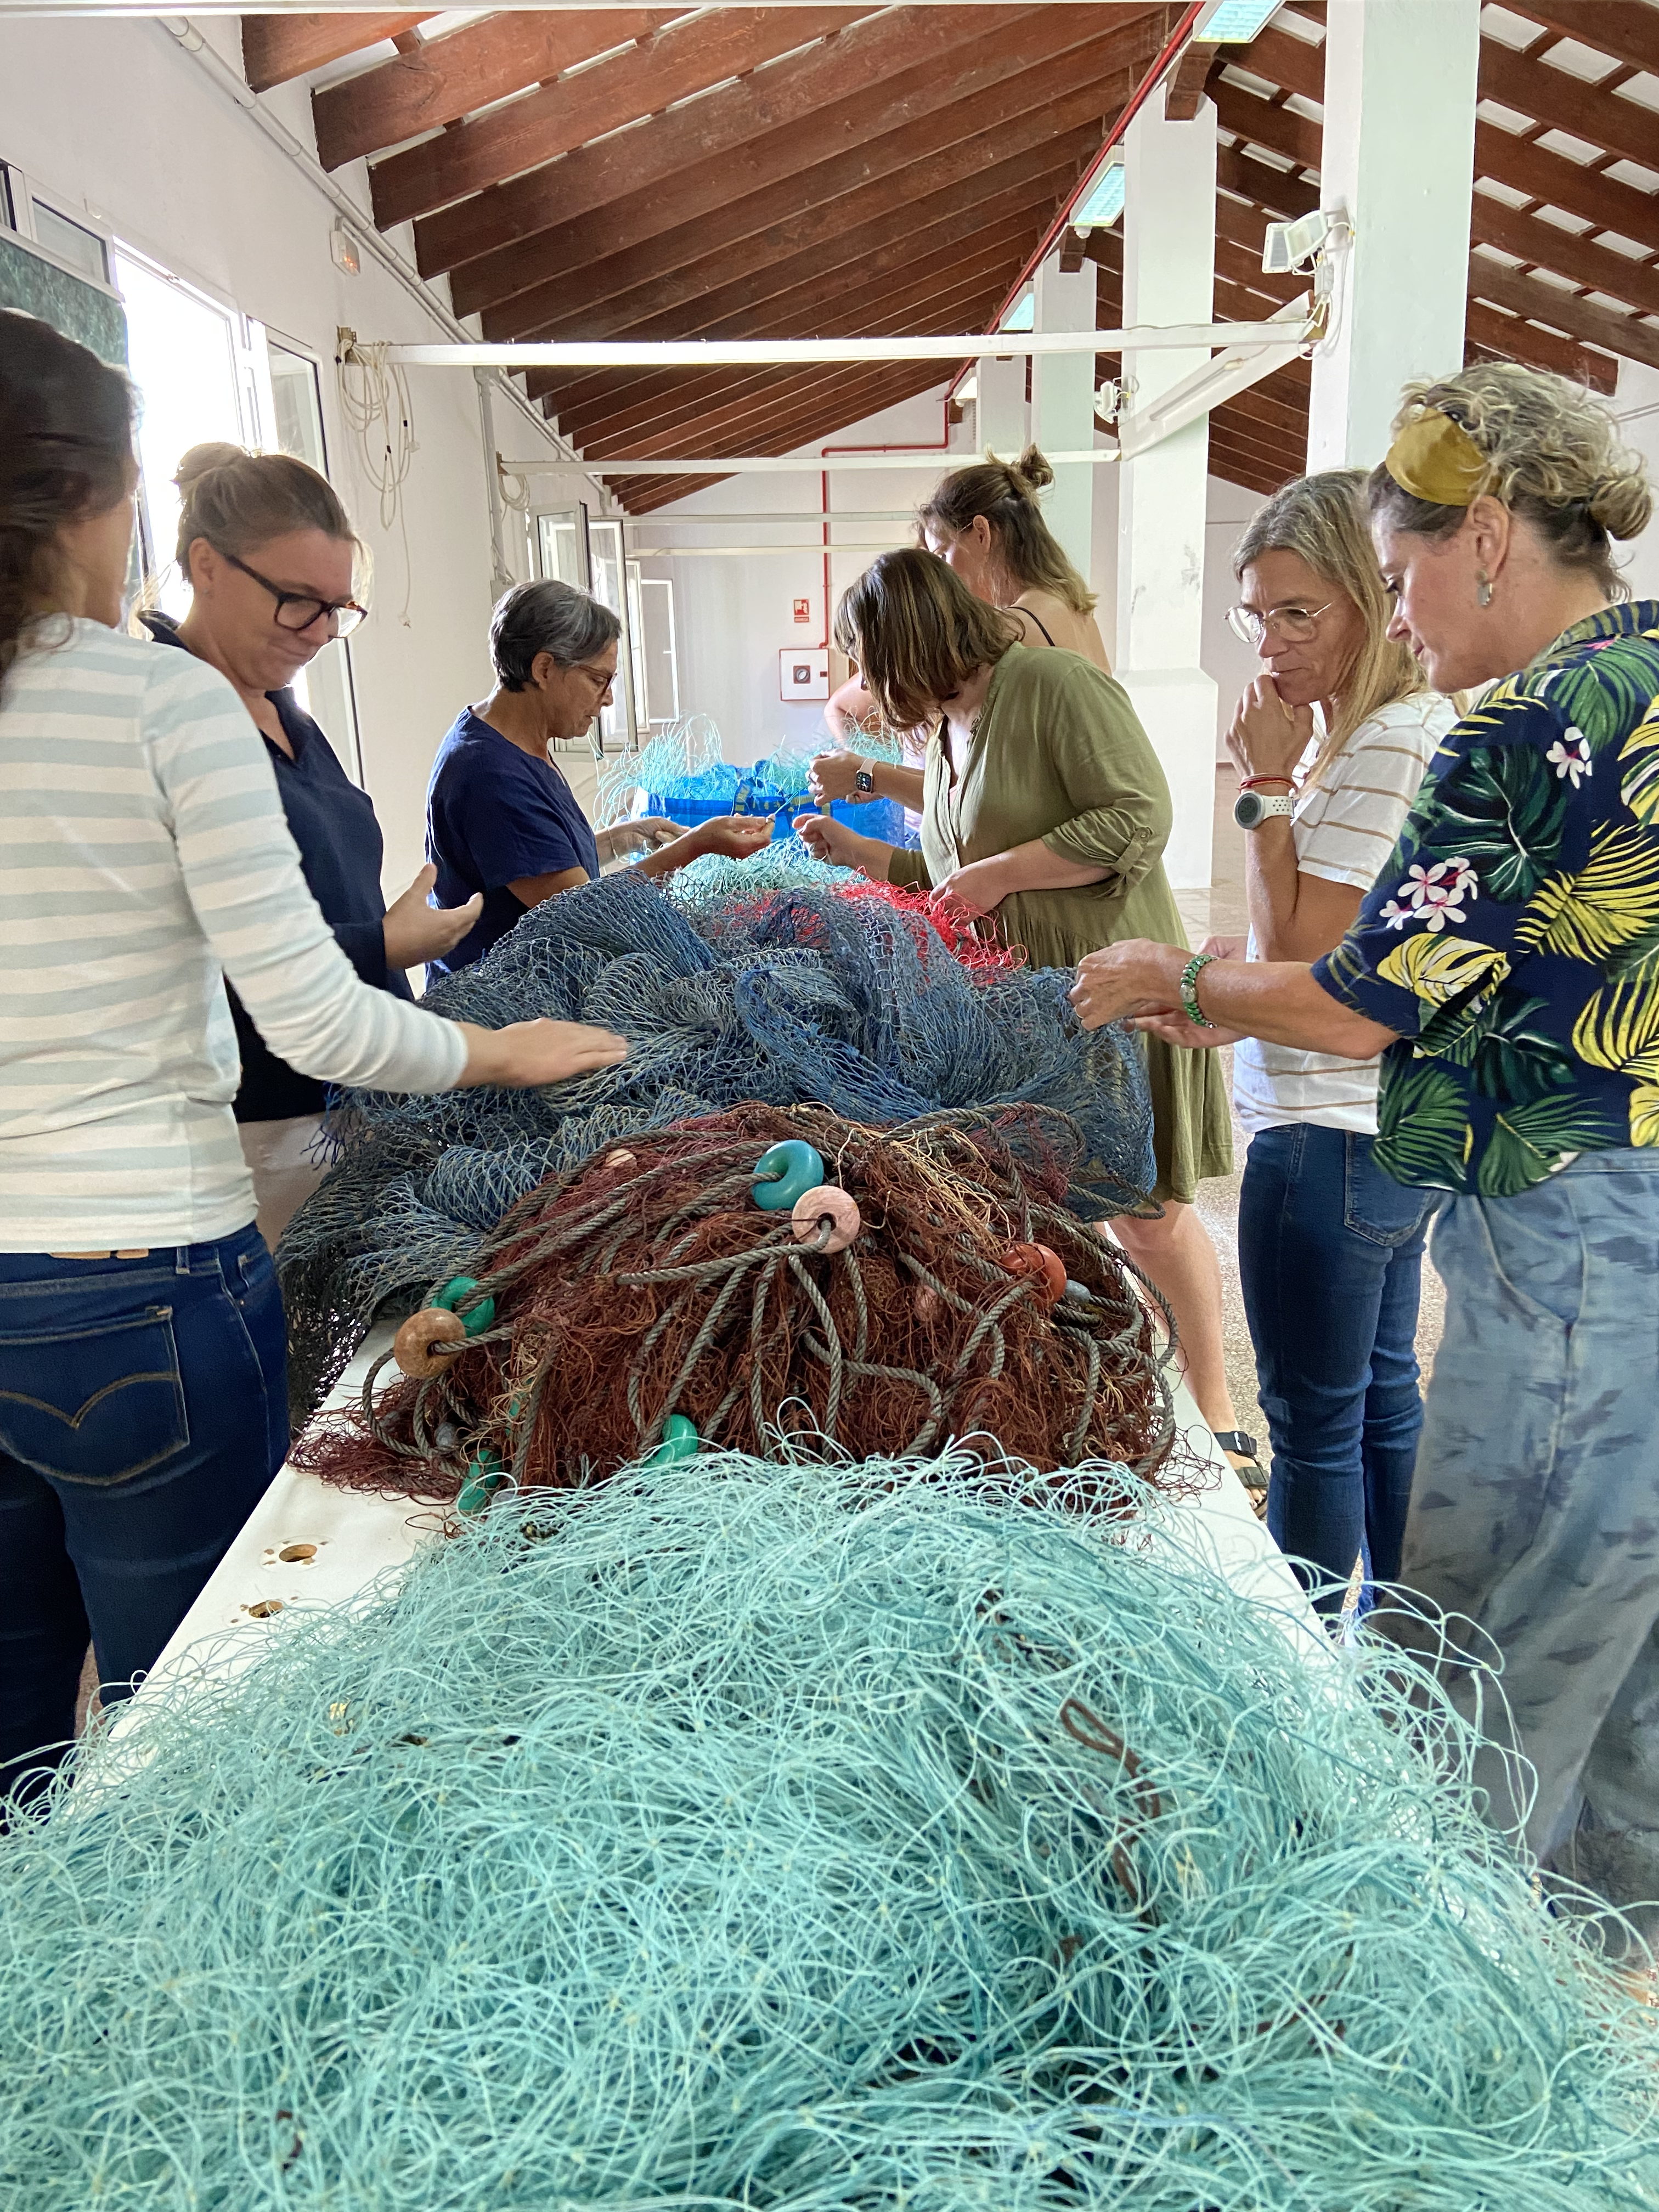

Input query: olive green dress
[888,645,1232,1204]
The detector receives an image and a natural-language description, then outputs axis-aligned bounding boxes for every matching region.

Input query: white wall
[0,13,612,894]
[1613,360,1659,606]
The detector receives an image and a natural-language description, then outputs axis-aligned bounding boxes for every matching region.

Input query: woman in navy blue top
[426,579,771,981]
[150,444,481,1244]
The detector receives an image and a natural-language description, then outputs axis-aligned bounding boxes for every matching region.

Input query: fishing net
[5,1454,1655,2210]
[594,716,912,828]
[277,874,1154,1418]
[291,1099,1176,1504]
[664,829,866,905]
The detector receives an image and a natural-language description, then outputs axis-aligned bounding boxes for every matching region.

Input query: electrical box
[779,647,830,704]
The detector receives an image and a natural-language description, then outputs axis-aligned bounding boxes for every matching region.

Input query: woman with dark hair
[141,442,481,1245]
[0,311,625,1801]
[426,578,771,978]
[798,548,1248,1480]
[809,444,1104,817]
[1070,363,1659,1930]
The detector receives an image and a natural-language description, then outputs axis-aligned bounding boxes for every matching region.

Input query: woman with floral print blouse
[1070,363,1659,1940]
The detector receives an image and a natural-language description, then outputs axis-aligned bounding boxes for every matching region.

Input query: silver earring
[1476,568,1493,608]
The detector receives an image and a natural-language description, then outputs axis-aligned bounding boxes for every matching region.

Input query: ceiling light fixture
[1192,0,1282,42]
[1072,157,1126,230]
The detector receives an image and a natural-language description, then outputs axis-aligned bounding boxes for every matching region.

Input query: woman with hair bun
[0,312,624,1801]
[142,443,481,1247]
[1070,362,1659,1931]
[810,445,1109,817]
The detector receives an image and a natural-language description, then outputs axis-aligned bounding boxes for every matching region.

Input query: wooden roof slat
[491,45,1157,343]
[1474,120,1659,252]
[1469,254,1659,371]
[1462,297,1618,390]
[369,8,870,232]
[1239,19,1324,104]
[1469,193,1659,320]
[1163,40,1220,122]
[1505,1,1659,79]
[422,3,1060,280]
[1211,77,1322,171]
[431,5,1168,308]
[312,9,676,172]
[241,13,432,96]
[1479,38,1659,176]
[584,357,966,469]
[1215,144,1319,221]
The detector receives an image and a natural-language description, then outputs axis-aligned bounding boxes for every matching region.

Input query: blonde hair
[918,444,1097,615]
[172,442,362,585]
[1234,469,1425,787]
[1368,364,1651,599]
[834,548,1020,731]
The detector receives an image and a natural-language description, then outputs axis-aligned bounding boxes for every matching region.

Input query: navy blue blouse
[143,614,408,1122]
[424,705,600,981]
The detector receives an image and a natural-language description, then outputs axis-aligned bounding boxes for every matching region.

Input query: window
[32,201,109,285]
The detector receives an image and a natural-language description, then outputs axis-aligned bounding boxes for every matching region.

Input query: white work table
[130,1335,1319,1715]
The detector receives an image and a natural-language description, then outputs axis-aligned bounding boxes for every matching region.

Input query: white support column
[975,349,1026,459]
[1032,252,1098,582]
[1308,0,1479,468]
[1115,84,1217,893]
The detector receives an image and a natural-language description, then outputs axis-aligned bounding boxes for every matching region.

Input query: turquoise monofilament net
[4,1454,1655,2209]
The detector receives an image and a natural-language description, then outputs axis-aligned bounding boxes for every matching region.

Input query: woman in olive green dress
[798,549,1249,1476]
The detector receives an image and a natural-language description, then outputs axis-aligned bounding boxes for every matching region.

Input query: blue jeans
[1239,1123,1433,1615]
[0,1228,288,1802]
[1388,1150,1659,1936]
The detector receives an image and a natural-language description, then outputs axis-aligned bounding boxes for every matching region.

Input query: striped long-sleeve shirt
[0,620,468,1248]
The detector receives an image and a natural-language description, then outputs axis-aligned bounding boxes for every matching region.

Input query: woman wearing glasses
[1210,471,1455,1613]
[140,442,481,1246]
[425,579,771,980]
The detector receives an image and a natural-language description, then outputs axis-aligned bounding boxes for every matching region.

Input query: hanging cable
[337,332,419,624]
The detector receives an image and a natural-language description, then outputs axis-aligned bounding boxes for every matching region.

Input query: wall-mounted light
[1193,0,1282,41]
[1262,207,1350,275]
[1072,157,1126,230]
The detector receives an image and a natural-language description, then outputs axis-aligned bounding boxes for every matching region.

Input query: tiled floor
[1178,768,1446,1448]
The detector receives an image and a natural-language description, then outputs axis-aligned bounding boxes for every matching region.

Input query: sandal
[1213,1430,1269,1520]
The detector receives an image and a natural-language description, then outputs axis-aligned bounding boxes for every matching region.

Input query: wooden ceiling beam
[1163,38,1220,122]
[1470,193,1659,320]
[314,10,675,171]
[1209,405,1300,476]
[1479,38,1659,176]
[614,475,728,515]
[552,272,1006,450]
[1464,299,1618,391]
[1207,432,1293,498]
[490,53,1149,343]
[532,212,1047,424]
[1469,255,1659,372]
[241,13,432,95]
[582,358,962,473]
[1240,20,1324,101]
[1503,1,1659,78]
[1211,78,1322,172]
[369,8,867,231]
[1215,143,1319,222]
[438,5,1172,313]
[1473,122,1659,253]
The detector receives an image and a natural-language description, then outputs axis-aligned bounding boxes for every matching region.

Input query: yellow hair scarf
[1382,409,1488,507]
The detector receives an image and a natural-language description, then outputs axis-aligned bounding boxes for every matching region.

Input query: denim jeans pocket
[1343,1133,1432,1248]
[0,1305,189,1485]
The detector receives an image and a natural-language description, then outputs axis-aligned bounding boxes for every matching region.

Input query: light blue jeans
[1390,1149,1659,1935]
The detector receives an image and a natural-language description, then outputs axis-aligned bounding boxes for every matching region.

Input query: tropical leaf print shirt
[1314,601,1659,1199]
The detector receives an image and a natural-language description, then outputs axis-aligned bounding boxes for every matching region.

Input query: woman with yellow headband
[1069,362,1658,1937]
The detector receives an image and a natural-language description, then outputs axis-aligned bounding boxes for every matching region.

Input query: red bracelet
[1238,774,1295,792]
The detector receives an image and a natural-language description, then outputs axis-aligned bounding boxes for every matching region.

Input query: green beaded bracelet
[1180,951,1218,1030]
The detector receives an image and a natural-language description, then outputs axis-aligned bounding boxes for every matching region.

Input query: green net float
[752,1139,824,1212]
[434,1276,496,1337]
[457,1447,506,1516]
[648,1413,699,1467]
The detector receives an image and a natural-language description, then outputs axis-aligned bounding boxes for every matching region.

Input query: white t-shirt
[1233,692,1458,1138]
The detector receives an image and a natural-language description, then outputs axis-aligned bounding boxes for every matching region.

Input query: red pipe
[956,2,1204,402]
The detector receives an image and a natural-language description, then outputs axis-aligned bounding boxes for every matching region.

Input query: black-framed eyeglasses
[226,550,368,639]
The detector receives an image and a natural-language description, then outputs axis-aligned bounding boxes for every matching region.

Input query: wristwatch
[853,760,877,795]
[1234,788,1295,830]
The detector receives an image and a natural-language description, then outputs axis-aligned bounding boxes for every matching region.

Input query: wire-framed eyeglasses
[1226,600,1334,649]
[226,551,368,639]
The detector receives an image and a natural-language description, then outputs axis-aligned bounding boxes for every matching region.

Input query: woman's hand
[688,815,775,861]
[936,856,1013,914]
[454,1018,627,1090]
[598,816,685,861]
[1225,674,1314,787]
[1132,1008,1245,1051]
[1199,933,1247,963]
[795,811,891,879]
[1068,940,1187,1030]
[808,752,865,805]
[382,864,483,969]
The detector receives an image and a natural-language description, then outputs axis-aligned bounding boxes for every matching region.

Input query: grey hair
[489,579,620,692]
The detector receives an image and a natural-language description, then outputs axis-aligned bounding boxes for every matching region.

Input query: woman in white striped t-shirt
[0,314,627,1803]
[1204,472,1455,1616]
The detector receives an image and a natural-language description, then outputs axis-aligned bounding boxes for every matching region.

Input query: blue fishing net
[277,874,1154,1417]
[4,1453,1654,2209]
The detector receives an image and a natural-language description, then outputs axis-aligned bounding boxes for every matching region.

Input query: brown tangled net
[292,1101,1181,1509]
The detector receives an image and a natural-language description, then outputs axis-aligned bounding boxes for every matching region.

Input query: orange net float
[292,1101,1180,1512]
